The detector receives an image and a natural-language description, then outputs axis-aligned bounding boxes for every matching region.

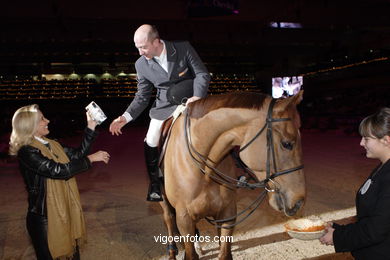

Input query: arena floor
[0,126,375,259]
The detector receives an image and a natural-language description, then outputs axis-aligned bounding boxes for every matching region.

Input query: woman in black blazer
[320,107,390,260]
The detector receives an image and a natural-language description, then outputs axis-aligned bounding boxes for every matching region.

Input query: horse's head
[239,91,305,216]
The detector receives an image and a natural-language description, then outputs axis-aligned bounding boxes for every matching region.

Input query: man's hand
[186,96,201,105]
[109,116,127,136]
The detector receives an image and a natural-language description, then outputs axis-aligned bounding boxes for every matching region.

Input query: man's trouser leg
[144,119,164,202]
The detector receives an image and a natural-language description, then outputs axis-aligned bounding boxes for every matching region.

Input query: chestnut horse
[159,91,305,259]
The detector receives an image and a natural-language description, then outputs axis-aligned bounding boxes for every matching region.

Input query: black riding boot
[144,142,163,202]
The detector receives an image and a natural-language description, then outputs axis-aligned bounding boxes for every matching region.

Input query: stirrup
[147,191,163,202]
[150,192,161,199]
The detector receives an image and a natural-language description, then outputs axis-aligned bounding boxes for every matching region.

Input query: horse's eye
[281,141,294,150]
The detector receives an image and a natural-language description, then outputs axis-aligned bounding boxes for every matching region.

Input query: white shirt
[153,40,168,73]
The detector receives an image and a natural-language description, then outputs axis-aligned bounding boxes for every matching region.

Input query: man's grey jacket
[126,40,210,120]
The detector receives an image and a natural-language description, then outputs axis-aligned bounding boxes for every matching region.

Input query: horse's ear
[292,90,304,105]
[275,90,304,111]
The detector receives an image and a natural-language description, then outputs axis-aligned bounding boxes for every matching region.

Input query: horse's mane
[188,92,269,119]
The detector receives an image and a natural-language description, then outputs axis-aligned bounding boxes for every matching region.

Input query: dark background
[1,0,390,138]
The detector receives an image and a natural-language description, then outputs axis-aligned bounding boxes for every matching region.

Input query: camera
[85,101,107,125]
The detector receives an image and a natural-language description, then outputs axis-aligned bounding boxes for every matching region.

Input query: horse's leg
[176,208,198,260]
[217,224,234,260]
[216,226,221,245]
[160,196,179,260]
[215,196,237,260]
[194,228,203,255]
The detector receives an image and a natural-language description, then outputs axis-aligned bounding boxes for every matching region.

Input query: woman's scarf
[30,138,86,259]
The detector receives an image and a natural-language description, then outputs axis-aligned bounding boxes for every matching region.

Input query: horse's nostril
[287,198,304,216]
[296,198,304,209]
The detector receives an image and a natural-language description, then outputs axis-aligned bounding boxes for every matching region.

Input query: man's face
[134,36,159,59]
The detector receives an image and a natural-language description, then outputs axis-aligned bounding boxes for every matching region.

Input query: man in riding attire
[109,24,210,201]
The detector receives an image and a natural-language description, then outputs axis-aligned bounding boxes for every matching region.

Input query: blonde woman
[9,104,110,260]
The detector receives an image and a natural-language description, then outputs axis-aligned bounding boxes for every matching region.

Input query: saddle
[158,105,187,169]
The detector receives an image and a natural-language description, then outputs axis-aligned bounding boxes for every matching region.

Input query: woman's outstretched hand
[88,150,110,164]
[86,111,97,131]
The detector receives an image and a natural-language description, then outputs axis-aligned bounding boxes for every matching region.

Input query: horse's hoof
[167,244,178,258]
[168,252,177,260]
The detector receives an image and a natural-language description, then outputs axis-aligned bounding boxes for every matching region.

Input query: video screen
[272,76,303,98]
[269,22,302,28]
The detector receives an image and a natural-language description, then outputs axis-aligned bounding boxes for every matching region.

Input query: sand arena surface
[0,127,374,259]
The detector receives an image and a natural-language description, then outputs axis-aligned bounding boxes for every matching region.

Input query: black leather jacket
[17,128,97,216]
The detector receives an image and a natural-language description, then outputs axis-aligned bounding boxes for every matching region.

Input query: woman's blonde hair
[359,107,390,139]
[9,104,41,155]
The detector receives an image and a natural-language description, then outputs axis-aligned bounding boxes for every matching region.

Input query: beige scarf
[31,138,87,259]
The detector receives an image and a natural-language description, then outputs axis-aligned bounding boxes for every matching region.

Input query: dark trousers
[26,212,80,260]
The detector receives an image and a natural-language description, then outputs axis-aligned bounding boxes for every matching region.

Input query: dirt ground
[0,127,376,259]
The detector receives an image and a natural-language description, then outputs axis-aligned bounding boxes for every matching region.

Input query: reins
[183,98,304,228]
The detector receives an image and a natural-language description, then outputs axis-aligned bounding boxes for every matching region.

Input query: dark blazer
[17,128,97,216]
[333,159,390,260]
[126,40,210,120]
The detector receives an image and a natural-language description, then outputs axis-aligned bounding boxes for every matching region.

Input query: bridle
[235,98,304,188]
[183,98,304,228]
[184,98,304,189]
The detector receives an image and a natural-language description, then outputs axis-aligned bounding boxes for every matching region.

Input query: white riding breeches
[145,118,165,147]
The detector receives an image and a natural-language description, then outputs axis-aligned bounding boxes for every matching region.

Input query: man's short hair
[147,25,160,41]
